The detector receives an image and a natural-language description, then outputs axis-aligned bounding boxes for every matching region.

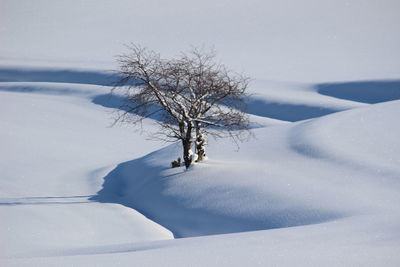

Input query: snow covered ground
[1,0,400,266]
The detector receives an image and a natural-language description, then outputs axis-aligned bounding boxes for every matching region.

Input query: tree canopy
[113,45,250,168]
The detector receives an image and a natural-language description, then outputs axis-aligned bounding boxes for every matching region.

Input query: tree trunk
[195,122,206,162]
[182,123,193,169]
[182,139,193,169]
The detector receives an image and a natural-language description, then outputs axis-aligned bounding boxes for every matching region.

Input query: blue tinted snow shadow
[0,67,123,86]
[0,195,93,206]
[92,93,168,123]
[245,98,340,122]
[316,80,400,103]
[4,67,398,122]
[92,94,126,109]
[91,147,344,238]
[0,83,95,96]
[246,79,400,121]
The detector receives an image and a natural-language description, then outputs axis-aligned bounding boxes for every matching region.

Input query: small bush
[171,157,182,168]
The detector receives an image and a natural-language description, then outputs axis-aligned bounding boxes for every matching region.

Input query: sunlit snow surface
[1,0,400,266]
[1,66,399,266]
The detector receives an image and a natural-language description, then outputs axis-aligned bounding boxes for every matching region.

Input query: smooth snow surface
[1,0,400,82]
[1,0,400,266]
[1,67,400,266]
[0,86,173,260]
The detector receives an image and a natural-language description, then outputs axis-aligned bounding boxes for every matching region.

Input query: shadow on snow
[0,195,93,206]
[245,97,341,122]
[3,66,399,122]
[91,147,343,238]
[0,66,123,86]
[316,80,400,104]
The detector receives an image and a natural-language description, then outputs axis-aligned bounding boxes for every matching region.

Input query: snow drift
[1,0,400,265]
[93,99,400,238]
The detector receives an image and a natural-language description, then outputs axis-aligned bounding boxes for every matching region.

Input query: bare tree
[113,44,250,168]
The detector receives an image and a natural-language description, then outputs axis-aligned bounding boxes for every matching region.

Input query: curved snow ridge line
[289,100,400,180]
[0,90,176,259]
[245,81,366,122]
[0,66,369,124]
[0,80,336,124]
[92,144,348,239]
[0,81,287,127]
[0,82,286,129]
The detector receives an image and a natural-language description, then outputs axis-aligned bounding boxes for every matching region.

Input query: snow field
[1,0,400,265]
[1,67,399,266]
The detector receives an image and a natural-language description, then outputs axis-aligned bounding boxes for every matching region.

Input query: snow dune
[1,65,400,266]
[1,0,400,265]
[0,80,173,259]
[94,100,400,238]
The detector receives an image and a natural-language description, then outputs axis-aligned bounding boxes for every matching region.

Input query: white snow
[1,0,400,266]
[1,0,400,82]
[0,86,173,259]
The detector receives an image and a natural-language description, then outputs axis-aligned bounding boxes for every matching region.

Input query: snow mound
[1,66,399,266]
[94,100,400,238]
[290,100,400,176]
[0,87,173,259]
[93,145,343,238]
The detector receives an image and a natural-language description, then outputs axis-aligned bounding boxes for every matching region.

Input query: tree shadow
[91,93,167,122]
